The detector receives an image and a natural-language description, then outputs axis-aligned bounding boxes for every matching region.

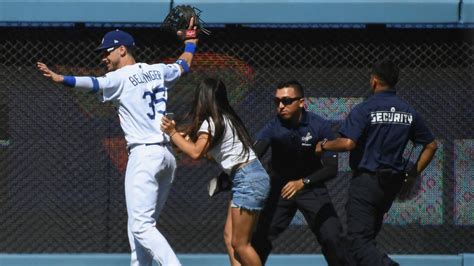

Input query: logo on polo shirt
[301,132,312,146]
[370,107,413,125]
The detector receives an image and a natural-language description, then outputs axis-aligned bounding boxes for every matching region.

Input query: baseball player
[36,19,198,266]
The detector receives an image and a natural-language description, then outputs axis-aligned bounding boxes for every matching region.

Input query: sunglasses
[101,46,118,57]
[106,46,118,52]
[274,97,301,106]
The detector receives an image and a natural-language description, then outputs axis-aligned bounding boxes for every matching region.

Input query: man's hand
[398,166,419,201]
[315,141,324,156]
[36,62,64,83]
[281,179,305,199]
[181,16,198,45]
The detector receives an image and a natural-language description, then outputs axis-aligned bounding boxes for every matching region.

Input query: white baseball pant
[125,144,180,266]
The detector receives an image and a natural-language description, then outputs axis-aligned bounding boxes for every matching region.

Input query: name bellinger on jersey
[128,69,163,86]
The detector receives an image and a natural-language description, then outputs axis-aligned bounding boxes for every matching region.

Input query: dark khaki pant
[252,178,352,266]
[346,172,402,266]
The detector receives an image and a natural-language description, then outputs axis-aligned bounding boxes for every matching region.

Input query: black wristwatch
[303,178,311,186]
[320,138,328,151]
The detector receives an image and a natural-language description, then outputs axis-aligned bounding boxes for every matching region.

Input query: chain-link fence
[0,26,473,254]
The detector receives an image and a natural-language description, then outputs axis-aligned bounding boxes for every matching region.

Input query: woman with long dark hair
[161,78,270,266]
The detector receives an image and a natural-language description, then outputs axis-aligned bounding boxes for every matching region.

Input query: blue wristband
[184,42,196,55]
[63,76,76,87]
[176,59,190,73]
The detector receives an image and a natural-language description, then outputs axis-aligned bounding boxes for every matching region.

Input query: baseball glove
[162,5,211,40]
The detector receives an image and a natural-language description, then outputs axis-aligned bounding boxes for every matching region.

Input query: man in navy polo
[316,60,438,266]
[249,80,351,266]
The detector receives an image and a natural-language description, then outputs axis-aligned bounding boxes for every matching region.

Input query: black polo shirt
[339,90,435,173]
[255,110,336,180]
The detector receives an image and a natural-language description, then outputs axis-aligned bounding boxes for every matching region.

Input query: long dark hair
[186,78,253,159]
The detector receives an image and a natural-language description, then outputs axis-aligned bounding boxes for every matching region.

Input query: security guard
[250,80,351,266]
[316,59,438,266]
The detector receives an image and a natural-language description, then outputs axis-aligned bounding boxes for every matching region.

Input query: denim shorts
[231,159,270,211]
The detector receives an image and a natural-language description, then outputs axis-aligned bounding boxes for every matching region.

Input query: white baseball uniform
[70,62,182,266]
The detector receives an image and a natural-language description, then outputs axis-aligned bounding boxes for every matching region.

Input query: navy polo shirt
[339,90,435,173]
[256,110,336,180]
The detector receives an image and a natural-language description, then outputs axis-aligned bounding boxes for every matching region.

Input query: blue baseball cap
[95,29,135,52]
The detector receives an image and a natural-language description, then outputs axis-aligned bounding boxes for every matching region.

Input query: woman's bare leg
[224,202,242,266]
[231,207,261,266]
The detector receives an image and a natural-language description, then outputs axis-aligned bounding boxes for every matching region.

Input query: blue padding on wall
[0,254,130,266]
[175,0,460,24]
[461,0,474,22]
[463,253,474,266]
[392,254,463,266]
[0,0,462,24]
[0,0,169,23]
[0,254,469,266]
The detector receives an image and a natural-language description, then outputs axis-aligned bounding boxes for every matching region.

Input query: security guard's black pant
[252,179,351,266]
[346,172,403,266]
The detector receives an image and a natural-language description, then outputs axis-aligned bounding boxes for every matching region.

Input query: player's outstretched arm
[37,62,64,83]
[37,62,108,94]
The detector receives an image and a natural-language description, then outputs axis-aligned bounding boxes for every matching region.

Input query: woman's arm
[161,116,210,160]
